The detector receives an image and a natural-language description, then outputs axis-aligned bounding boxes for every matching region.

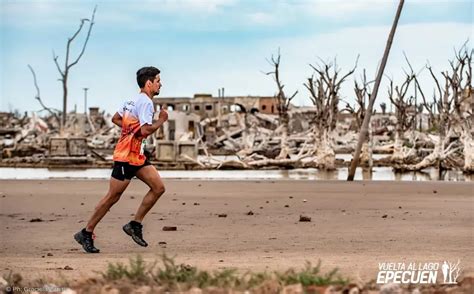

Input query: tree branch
[27,65,61,124]
[69,5,97,68]
[52,50,65,77]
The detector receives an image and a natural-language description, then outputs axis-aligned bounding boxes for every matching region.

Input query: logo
[376,260,461,284]
[441,260,461,284]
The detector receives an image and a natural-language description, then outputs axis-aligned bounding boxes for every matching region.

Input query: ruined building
[153,93,278,118]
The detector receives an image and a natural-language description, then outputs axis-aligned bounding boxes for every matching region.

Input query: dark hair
[136,66,161,88]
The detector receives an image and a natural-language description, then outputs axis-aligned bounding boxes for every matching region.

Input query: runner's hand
[158,110,168,122]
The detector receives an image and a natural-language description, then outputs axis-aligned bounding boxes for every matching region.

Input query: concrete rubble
[0,92,472,172]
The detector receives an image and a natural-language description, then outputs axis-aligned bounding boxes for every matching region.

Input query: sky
[0,0,472,115]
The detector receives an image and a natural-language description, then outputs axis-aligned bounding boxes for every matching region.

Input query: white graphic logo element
[376,260,462,284]
[442,260,461,284]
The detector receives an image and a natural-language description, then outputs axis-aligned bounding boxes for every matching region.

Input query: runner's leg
[133,165,165,222]
[85,177,130,232]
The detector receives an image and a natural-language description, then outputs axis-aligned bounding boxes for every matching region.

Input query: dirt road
[0,179,472,283]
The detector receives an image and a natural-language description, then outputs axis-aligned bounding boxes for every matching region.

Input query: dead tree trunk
[53,6,97,131]
[404,45,472,172]
[305,57,357,170]
[461,117,473,172]
[449,46,473,172]
[406,71,448,171]
[388,71,416,163]
[347,0,405,180]
[265,50,297,160]
[343,69,372,166]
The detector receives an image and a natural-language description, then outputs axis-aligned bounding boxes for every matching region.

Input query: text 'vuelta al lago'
[377,262,440,284]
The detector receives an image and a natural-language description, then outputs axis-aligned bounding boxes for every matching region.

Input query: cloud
[246,12,276,25]
[139,0,237,13]
[307,0,393,19]
[0,0,237,30]
[254,21,472,106]
[1,0,471,113]
[3,22,472,113]
[287,0,471,22]
[0,1,94,29]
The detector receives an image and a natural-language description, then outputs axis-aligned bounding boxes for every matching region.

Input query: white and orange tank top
[113,93,154,166]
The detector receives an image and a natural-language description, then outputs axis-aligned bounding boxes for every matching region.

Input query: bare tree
[265,49,298,159]
[387,71,416,163]
[304,57,357,169]
[53,6,97,129]
[409,67,457,171]
[449,45,473,172]
[343,69,370,130]
[406,44,472,171]
[343,69,374,166]
[448,260,461,283]
[347,0,405,180]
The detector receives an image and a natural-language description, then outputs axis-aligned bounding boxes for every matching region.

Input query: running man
[74,66,168,253]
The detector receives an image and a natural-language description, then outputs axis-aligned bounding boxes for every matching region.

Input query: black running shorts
[111,157,151,181]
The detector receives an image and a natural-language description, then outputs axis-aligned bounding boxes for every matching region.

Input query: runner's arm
[111,112,123,128]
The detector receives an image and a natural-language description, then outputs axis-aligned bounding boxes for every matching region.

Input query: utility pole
[83,87,89,115]
[347,0,405,181]
[217,88,222,127]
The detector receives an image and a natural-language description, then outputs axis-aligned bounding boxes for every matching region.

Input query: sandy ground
[0,179,472,284]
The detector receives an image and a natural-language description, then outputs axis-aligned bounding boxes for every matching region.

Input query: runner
[74,66,168,253]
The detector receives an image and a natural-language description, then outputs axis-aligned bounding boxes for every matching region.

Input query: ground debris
[162,226,177,231]
[299,215,311,222]
[29,218,44,222]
